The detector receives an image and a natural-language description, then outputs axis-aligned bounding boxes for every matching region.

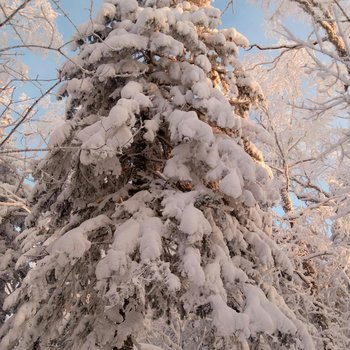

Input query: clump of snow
[221,261,249,284]
[163,149,192,181]
[13,302,36,328]
[205,97,238,128]
[204,7,221,28]
[89,30,149,64]
[220,170,243,199]
[112,219,140,254]
[190,9,209,27]
[3,288,21,311]
[175,20,198,45]
[96,3,116,23]
[116,0,139,20]
[140,217,163,261]
[0,249,13,271]
[96,63,116,81]
[210,294,250,337]
[170,86,186,106]
[48,120,73,147]
[202,32,226,46]
[244,230,274,267]
[181,63,206,87]
[136,7,169,32]
[180,204,211,243]
[120,191,153,215]
[49,215,111,260]
[162,191,197,221]
[195,54,212,73]
[67,78,92,94]
[163,268,181,292]
[49,227,92,260]
[167,109,214,144]
[60,56,84,77]
[115,59,149,76]
[222,28,249,48]
[144,114,161,142]
[205,261,226,297]
[168,62,182,81]
[150,32,184,57]
[182,247,205,286]
[121,81,143,99]
[244,284,297,336]
[96,249,129,279]
[192,80,211,99]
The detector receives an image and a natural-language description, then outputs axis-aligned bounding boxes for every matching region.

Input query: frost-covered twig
[302,252,333,261]
[0,0,31,28]
[0,81,60,148]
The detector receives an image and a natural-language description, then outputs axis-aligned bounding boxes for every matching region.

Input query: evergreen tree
[0,0,61,326]
[0,120,28,325]
[0,1,316,349]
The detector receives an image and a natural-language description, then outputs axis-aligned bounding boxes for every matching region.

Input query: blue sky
[14,0,275,150]
[13,0,313,210]
[22,0,270,88]
[23,0,310,85]
[16,0,310,151]
[54,0,268,44]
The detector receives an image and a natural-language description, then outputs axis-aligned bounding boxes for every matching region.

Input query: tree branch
[0,0,31,28]
[0,201,30,213]
[0,81,60,148]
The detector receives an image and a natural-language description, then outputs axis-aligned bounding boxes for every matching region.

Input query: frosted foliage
[242,1,350,345]
[140,217,163,261]
[0,168,27,325]
[180,204,211,242]
[0,0,62,50]
[48,215,112,261]
[0,0,315,349]
[0,0,63,122]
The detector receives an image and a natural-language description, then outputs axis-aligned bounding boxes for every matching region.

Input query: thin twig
[303,252,333,261]
[0,0,31,28]
[0,81,60,148]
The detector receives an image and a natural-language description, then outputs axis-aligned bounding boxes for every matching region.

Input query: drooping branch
[0,201,30,213]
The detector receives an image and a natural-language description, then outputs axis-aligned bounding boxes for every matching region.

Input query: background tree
[0,0,63,142]
[244,1,350,347]
[0,117,29,324]
[0,0,62,326]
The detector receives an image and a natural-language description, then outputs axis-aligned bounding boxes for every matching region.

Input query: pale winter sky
[17,0,309,171]
[22,0,310,94]
[23,0,269,86]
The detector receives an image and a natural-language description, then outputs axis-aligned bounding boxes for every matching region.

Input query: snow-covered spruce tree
[1,1,314,349]
[0,0,61,327]
[0,166,28,325]
[0,122,29,325]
